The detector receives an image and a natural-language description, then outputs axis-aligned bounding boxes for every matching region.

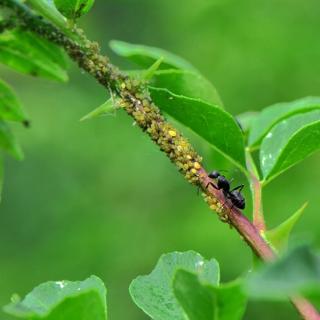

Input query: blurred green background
[1,0,320,319]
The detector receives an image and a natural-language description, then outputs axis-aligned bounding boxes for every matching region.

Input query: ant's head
[208,170,220,179]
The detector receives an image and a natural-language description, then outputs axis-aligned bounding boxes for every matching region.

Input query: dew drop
[56,281,65,289]
[196,260,204,269]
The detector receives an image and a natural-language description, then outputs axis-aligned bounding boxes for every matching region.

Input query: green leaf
[0,155,4,203]
[173,270,213,320]
[150,69,223,108]
[249,97,320,147]
[80,98,115,121]
[0,79,27,123]
[0,120,23,160]
[211,281,247,320]
[110,40,197,72]
[236,111,258,133]
[246,246,320,300]
[54,0,95,19]
[174,270,247,320]
[0,30,68,82]
[149,87,246,171]
[266,202,308,252]
[129,251,219,320]
[260,110,320,182]
[3,275,107,320]
[27,0,68,31]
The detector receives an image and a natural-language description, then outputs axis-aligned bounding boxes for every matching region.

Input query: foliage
[0,1,319,320]
[0,30,68,82]
[4,276,107,319]
[129,251,220,320]
[54,0,95,20]
[109,40,197,72]
[109,41,320,185]
[3,250,319,319]
[246,246,320,300]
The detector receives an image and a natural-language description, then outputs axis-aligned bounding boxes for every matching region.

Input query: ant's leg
[221,191,230,208]
[230,184,244,192]
[206,181,219,190]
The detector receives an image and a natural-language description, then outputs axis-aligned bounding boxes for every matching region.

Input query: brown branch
[1,1,319,319]
[199,168,273,260]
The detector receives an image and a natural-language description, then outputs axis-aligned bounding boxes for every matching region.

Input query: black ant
[206,170,245,210]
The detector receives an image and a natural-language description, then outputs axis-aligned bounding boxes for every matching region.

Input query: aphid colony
[117,81,246,216]
[118,81,202,185]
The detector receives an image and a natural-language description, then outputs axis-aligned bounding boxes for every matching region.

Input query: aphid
[207,170,245,210]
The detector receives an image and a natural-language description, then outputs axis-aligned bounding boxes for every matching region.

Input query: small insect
[207,170,245,210]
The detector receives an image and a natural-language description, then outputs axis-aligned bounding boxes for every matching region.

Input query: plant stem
[199,168,274,260]
[245,148,266,232]
[292,297,320,320]
[1,1,319,319]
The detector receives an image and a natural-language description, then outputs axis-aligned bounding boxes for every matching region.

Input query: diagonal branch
[1,1,319,319]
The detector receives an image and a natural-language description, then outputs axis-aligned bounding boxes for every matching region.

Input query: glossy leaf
[80,98,115,121]
[149,87,246,171]
[54,0,95,19]
[110,40,197,72]
[4,275,107,319]
[266,202,307,252]
[0,120,23,160]
[0,79,27,122]
[246,246,320,300]
[249,97,320,147]
[0,30,68,82]
[150,69,223,107]
[174,270,247,320]
[260,110,320,182]
[129,251,219,320]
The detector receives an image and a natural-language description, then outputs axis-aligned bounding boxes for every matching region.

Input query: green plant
[0,1,319,319]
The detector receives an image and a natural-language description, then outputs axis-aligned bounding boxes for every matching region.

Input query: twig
[0,1,319,319]
[245,148,266,232]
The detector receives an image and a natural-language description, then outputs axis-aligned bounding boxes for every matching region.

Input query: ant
[206,170,245,210]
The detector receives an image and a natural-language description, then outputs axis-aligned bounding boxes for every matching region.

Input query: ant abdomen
[229,190,245,209]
